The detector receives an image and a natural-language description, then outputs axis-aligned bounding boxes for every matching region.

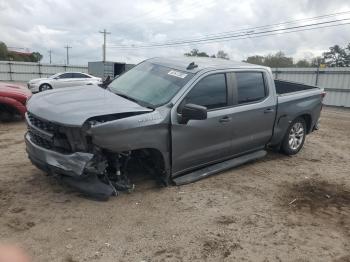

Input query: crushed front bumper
[25,132,93,177]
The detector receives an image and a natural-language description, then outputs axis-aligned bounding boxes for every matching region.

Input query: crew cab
[27,72,102,93]
[25,57,324,199]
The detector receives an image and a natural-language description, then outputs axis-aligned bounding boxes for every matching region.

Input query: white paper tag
[168,70,188,79]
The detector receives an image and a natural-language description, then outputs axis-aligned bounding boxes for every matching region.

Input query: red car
[0,82,32,121]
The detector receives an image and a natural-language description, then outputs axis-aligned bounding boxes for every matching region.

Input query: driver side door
[171,73,234,176]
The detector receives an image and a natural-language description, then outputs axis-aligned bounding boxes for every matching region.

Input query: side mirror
[54,77,59,80]
[180,103,207,123]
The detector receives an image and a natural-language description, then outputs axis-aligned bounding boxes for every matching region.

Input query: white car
[27,72,102,93]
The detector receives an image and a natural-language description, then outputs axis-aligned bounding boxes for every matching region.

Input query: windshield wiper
[114,92,155,110]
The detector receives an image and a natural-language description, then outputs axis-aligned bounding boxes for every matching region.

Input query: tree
[244,55,265,66]
[216,50,229,60]
[264,51,294,68]
[322,45,349,67]
[295,59,311,67]
[310,56,324,67]
[244,52,293,67]
[0,42,8,60]
[184,48,209,57]
[30,52,43,62]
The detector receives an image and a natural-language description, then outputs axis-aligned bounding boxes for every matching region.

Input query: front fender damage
[60,148,135,201]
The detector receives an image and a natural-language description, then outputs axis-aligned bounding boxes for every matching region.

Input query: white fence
[272,67,350,107]
[0,61,349,107]
[0,61,88,82]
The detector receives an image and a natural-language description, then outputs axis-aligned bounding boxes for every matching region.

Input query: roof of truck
[148,57,269,73]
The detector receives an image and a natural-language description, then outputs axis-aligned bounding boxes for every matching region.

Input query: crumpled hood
[27,86,152,126]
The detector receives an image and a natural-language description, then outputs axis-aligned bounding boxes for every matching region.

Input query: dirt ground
[0,107,349,262]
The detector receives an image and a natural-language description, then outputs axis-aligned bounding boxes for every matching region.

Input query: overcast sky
[1,0,350,65]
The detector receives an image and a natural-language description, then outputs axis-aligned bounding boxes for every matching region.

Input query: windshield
[49,73,61,79]
[108,62,194,107]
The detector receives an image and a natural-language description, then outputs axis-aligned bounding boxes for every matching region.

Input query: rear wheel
[281,117,306,155]
[39,83,52,92]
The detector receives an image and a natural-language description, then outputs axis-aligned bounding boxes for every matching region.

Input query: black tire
[39,83,52,92]
[281,117,306,155]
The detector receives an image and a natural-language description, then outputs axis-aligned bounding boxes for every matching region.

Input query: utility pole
[99,29,111,62]
[64,45,72,65]
[48,49,52,64]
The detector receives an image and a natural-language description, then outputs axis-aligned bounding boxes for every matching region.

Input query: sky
[0,0,350,65]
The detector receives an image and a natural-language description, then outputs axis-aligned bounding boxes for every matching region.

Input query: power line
[109,10,350,48]
[99,29,111,62]
[108,17,350,49]
[109,22,350,51]
[64,45,72,65]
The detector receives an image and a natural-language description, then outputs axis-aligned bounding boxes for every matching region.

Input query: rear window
[73,73,90,78]
[236,72,266,104]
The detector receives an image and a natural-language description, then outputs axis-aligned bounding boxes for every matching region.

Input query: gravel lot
[0,107,349,262]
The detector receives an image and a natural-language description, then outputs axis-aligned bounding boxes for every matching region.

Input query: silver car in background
[27,72,102,93]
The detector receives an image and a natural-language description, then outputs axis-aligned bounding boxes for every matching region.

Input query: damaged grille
[26,112,86,153]
[27,112,56,133]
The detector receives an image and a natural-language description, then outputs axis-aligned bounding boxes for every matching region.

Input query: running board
[173,150,267,186]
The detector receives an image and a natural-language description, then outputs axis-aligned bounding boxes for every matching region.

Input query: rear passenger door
[72,73,92,86]
[229,71,276,154]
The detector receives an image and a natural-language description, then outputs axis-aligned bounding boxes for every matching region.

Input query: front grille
[27,112,56,133]
[30,131,53,150]
[27,112,73,153]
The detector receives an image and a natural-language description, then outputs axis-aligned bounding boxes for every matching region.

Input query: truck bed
[274,79,318,95]
[269,79,323,147]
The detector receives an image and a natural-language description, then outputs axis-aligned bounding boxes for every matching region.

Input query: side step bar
[173,150,267,186]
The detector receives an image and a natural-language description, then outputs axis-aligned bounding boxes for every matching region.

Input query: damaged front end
[25,112,149,200]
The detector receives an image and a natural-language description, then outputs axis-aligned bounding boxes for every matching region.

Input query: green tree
[0,42,9,60]
[295,59,311,67]
[184,48,210,57]
[216,50,229,60]
[264,51,294,68]
[310,56,324,67]
[30,52,43,62]
[244,52,293,67]
[323,45,349,67]
[244,55,265,66]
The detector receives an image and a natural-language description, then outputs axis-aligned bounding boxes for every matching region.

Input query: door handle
[264,108,274,114]
[219,116,232,123]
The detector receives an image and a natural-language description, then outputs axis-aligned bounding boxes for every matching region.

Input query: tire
[281,117,306,155]
[39,83,52,92]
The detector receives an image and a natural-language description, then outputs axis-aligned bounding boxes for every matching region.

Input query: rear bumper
[25,132,93,177]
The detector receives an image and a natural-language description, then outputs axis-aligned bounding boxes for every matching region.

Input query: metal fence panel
[0,61,88,82]
[272,67,350,107]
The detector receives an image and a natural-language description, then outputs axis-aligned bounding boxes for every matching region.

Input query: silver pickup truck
[25,57,325,199]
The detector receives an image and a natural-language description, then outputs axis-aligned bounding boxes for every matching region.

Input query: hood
[28,78,49,83]
[0,83,32,104]
[27,86,152,126]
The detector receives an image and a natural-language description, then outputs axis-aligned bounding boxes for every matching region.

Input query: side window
[58,73,72,79]
[73,73,90,78]
[183,74,227,110]
[235,72,266,104]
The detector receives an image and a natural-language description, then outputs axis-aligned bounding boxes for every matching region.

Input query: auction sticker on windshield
[168,70,188,79]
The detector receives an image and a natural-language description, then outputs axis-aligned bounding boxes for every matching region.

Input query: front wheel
[281,117,306,155]
[39,83,52,92]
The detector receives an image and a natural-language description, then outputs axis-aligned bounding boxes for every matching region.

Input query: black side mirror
[181,103,207,123]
